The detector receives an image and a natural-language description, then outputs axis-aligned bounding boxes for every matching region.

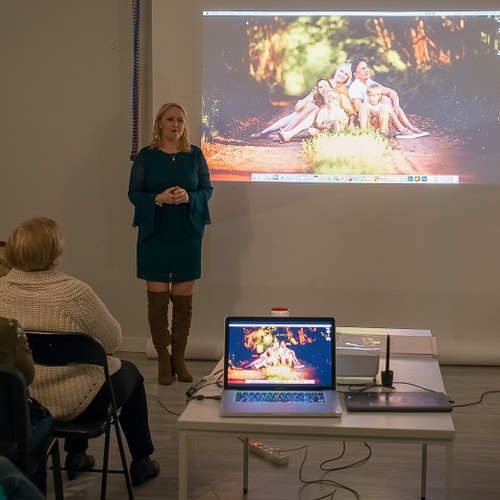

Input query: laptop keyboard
[235,391,325,403]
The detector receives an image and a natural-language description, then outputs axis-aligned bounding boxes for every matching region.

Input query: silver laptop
[220,316,342,417]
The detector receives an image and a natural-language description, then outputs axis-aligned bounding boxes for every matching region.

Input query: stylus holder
[381,370,394,387]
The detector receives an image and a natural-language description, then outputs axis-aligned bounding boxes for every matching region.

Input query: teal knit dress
[128,145,213,283]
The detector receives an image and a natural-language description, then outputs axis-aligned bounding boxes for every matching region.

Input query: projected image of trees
[201,13,500,183]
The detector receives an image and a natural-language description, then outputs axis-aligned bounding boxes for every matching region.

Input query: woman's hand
[158,186,189,205]
[172,186,189,205]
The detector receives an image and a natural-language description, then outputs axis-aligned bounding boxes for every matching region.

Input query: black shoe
[130,457,160,486]
[65,452,96,480]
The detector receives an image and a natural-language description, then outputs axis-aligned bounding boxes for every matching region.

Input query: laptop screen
[224,317,336,390]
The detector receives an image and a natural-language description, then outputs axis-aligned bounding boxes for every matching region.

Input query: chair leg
[33,451,48,494]
[33,437,63,499]
[100,420,112,500]
[113,420,135,500]
[50,439,64,500]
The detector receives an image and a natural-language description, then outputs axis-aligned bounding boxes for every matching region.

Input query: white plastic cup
[270,307,290,316]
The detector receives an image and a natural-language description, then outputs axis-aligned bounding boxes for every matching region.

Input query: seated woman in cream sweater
[0,217,159,487]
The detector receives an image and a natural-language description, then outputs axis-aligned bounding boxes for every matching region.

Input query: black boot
[130,457,160,486]
[65,452,95,480]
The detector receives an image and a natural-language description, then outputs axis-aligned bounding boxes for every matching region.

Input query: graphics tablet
[345,391,453,412]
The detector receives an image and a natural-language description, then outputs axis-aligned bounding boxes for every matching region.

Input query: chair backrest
[25,331,117,414]
[25,331,110,378]
[0,365,31,466]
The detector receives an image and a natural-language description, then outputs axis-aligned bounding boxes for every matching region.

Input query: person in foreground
[0,316,54,490]
[128,102,213,386]
[0,217,159,486]
[0,457,45,500]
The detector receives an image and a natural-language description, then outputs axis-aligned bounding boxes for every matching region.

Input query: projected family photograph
[226,324,332,386]
[202,12,500,183]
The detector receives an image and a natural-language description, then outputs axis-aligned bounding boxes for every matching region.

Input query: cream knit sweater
[0,269,122,420]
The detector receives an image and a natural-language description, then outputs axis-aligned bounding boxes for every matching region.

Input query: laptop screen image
[224,316,336,391]
[220,316,341,417]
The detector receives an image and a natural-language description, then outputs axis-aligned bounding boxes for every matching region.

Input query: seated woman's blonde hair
[5,217,64,271]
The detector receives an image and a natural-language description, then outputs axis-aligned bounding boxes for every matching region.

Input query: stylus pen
[385,335,390,372]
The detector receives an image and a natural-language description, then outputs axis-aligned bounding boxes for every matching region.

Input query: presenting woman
[128,102,213,386]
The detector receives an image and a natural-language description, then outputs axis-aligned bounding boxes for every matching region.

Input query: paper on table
[382,335,438,356]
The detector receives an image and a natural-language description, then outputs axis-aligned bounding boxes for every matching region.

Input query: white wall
[0,0,152,348]
[1,0,499,365]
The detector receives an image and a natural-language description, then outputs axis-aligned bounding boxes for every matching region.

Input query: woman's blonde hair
[5,217,64,271]
[333,63,353,87]
[150,102,191,152]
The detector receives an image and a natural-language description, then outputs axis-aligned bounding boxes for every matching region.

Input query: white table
[177,328,454,499]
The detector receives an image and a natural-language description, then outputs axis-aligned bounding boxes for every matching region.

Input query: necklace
[160,147,179,161]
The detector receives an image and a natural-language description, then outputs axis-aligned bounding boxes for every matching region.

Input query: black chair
[25,331,134,500]
[0,364,63,500]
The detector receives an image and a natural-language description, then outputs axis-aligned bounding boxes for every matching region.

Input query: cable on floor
[146,393,183,416]
[452,389,500,408]
[297,445,362,500]
[320,442,372,472]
